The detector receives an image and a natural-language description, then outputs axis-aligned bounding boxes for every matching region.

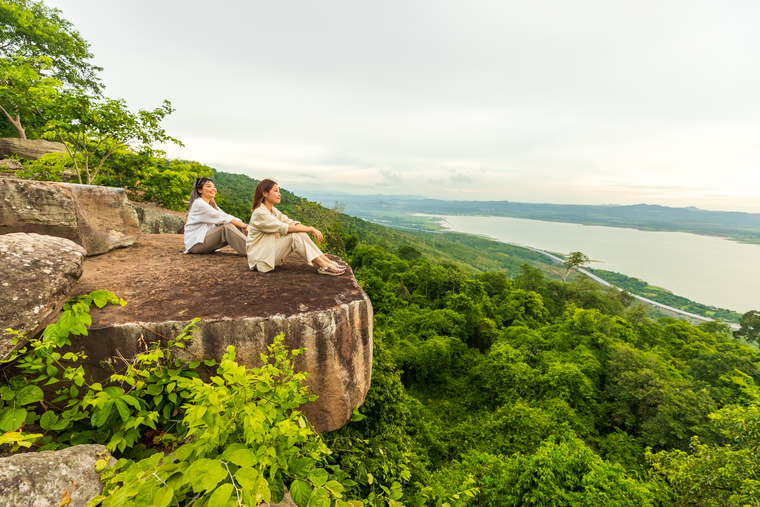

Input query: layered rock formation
[0,233,87,360]
[0,178,140,255]
[130,200,186,234]
[0,138,66,160]
[0,444,112,507]
[68,234,373,432]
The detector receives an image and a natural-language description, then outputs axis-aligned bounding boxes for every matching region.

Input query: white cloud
[46,0,760,212]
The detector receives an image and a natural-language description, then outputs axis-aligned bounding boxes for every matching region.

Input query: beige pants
[189,223,247,255]
[258,232,323,271]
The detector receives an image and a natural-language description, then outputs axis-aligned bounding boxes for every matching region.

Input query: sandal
[318,264,345,276]
[331,257,348,267]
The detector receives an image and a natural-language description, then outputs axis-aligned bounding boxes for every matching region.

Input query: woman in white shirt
[184,177,249,255]
[247,179,345,275]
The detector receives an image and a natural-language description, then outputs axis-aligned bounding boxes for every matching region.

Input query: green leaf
[234,467,259,490]
[120,394,141,410]
[308,468,329,488]
[325,480,344,498]
[0,408,27,431]
[199,464,227,493]
[290,457,314,478]
[228,448,257,468]
[40,411,58,430]
[69,384,79,398]
[350,407,366,422]
[91,402,112,427]
[114,398,130,422]
[208,483,234,507]
[173,443,193,461]
[290,479,312,507]
[310,487,331,507]
[269,478,285,504]
[152,487,174,507]
[16,385,44,405]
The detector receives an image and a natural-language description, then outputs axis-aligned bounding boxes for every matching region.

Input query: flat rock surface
[0,444,112,507]
[0,233,87,360]
[74,234,364,324]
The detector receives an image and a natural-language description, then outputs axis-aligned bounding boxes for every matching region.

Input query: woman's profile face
[264,184,281,204]
[199,180,217,199]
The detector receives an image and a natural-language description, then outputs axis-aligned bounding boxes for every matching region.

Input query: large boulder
[0,159,23,173]
[0,444,112,507]
[0,233,86,360]
[68,234,373,433]
[130,201,186,234]
[0,178,140,255]
[0,138,66,161]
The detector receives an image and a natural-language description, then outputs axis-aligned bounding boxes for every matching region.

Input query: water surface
[433,215,760,313]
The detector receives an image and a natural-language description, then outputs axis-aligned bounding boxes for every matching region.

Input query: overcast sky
[46,0,760,212]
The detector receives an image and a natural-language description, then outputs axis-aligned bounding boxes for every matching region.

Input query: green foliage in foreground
[2,291,473,506]
[589,268,743,324]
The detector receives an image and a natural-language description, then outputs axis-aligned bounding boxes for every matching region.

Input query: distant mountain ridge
[297,191,760,244]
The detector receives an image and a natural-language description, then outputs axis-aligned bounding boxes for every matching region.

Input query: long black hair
[188,177,219,210]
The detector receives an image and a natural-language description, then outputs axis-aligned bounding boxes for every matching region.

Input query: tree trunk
[0,104,26,139]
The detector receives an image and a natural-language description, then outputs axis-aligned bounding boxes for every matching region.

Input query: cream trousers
[188,223,247,255]
[256,232,323,272]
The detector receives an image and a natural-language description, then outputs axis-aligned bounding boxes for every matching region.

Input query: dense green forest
[214,172,760,505]
[301,192,760,244]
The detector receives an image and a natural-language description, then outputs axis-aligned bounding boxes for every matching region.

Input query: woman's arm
[288,224,323,243]
[230,218,249,233]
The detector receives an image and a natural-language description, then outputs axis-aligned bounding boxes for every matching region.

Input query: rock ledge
[69,234,372,432]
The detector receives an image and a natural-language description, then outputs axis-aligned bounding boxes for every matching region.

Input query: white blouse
[183,199,240,253]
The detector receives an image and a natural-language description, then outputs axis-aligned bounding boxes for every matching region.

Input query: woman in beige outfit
[247,179,345,275]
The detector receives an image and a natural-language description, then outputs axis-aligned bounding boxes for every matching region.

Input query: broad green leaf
[16,385,44,405]
[114,398,130,422]
[0,408,27,431]
[153,486,174,507]
[290,457,314,478]
[91,402,112,427]
[325,480,344,498]
[208,483,234,507]
[290,479,312,507]
[40,411,58,430]
[251,477,271,504]
[269,478,285,504]
[234,466,259,490]
[308,468,329,488]
[229,448,257,468]
[310,487,331,507]
[120,394,141,410]
[199,464,227,493]
[173,443,193,461]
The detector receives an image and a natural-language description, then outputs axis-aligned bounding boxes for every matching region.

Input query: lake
[431,215,760,313]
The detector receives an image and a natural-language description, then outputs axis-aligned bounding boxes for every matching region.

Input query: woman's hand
[311,227,324,243]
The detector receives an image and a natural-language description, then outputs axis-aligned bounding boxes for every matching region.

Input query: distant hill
[299,192,760,244]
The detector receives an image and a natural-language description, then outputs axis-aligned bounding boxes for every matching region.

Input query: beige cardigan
[246,205,300,271]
